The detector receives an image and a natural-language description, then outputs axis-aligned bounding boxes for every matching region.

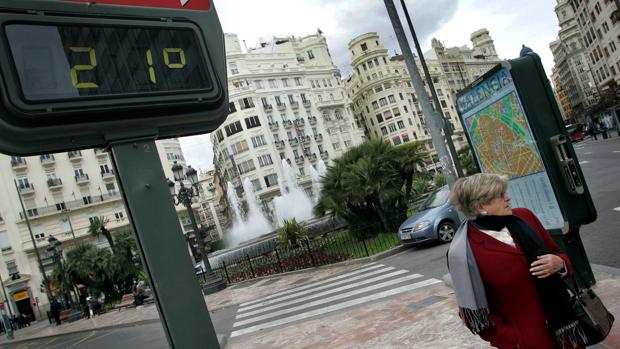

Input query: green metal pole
[109,139,220,349]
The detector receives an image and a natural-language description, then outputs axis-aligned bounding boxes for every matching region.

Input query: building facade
[551,0,601,123]
[0,138,197,318]
[344,30,501,167]
[196,169,228,240]
[211,33,365,222]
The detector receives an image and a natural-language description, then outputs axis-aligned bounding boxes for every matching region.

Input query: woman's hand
[529,254,565,278]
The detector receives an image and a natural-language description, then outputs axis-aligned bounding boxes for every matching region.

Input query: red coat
[469,208,582,349]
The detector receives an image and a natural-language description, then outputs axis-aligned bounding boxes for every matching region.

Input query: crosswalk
[230,263,442,338]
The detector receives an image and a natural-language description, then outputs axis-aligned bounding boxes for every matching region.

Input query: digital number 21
[69,47,186,88]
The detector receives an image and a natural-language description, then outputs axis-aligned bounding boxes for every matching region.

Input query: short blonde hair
[449,173,508,219]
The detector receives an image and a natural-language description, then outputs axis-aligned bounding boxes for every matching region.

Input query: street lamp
[168,162,226,295]
[46,236,72,307]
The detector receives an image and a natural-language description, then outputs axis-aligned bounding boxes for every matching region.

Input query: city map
[465,91,544,179]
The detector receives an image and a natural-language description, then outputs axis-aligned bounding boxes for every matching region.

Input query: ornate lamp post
[168,162,226,295]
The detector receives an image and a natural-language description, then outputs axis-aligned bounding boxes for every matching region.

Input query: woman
[447,173,585,349]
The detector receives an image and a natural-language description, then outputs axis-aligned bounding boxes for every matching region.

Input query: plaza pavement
[0,256,618,348]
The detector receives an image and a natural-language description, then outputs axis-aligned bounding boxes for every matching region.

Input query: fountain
[225,180,272,246]
[272,159,315,226]
[309,159,328,204]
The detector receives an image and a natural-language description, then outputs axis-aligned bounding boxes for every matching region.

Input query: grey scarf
[447,221,492,333]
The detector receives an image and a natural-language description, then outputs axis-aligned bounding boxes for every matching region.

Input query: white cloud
[181,0,561,170]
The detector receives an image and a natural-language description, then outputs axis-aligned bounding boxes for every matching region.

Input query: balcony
[94,148,108,157]
[299,135,311,144]
[302,100,311,108]
[283,120,293,129]
[101,169,115,180]
[276,103,287,111]
[10,157,27,170]
[293,119,305,126]
[308,116,317,125]
[269,121,279,131]
[309,153,318,162]
[320,151,329,160]
[314,133,323,142]
[315,98,346,110]
[47,178,63,190]
[295,156,304,164]
[40,154,55,166]
[75,173,90,185]
[274,140,285,149]
[67,150,82,161]
[288,137,299,146]
[290,101,299,109]
[262,104,273,111]
[18,183,35,196]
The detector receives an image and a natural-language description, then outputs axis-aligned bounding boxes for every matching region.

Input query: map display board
[457,67,565,230]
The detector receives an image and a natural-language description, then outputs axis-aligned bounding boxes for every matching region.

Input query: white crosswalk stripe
[231,264,442,338]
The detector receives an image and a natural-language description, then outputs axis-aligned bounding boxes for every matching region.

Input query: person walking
[50,298,61,325]
[447,173,585,349]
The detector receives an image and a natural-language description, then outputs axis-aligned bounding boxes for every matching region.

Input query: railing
[94,148,107,156]
[288,137,299,146]
[303,100,311,108]
[290,101,299,109]
[314,134,323,142]
[19,191,122,219]
[263,104,273,111]
[10,157,27,168]
[283,120,293,128]
[68,150,82,160]
[295,156,304,164]
[269,121,279,130]
[75,173,89,183]
[40,154,55,165]
[274,140,285,149]
[210,230,400,284]
[47,178,63,188]
[320,151,329,159]
[308,116,317,124]
[276,103,287,111]
[293,119,305,126]
[18,183,34,194]
[101,170,115,179]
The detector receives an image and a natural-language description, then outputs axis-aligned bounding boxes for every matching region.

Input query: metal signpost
[0,0,229,347]
[455,54,597,286]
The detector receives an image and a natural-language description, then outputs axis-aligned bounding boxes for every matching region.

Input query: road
[5,136,619,349]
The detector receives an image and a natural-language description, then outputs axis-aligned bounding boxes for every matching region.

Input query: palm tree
[393,142,428,204]
[88,216,114,249]
[457,145,480,175]
[315,140,406,239]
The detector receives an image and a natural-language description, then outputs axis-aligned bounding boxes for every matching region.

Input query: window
[216,130,224,142]
[251,135,267,148]
[230,140,249,155]
[264,174,278,187]
[244,115,261,129]
[16,176,30,190]
[294,77,302,86]
[392,107,401,117]
[372,101,379,110]
[368,60,374,68]
[229,62,239,75]
[388,95,396,103]
[288,94,295,103]
[0,231,11,252]
[332,142,341,150]
[402,133,410,143]
[361,43,368,51]
[228,102,237,114]
[397,120,405,129]
[237,159,256,175]
[254,80,263,89]
[100,163,111,175]
[440,100,448,108]
[282,78,289,87]
[239,97,255,110]
[307,50,315,59]
[335,110,343,119]
[379,97,387,106]
[55,202,66,211]
[300,93,308,103]
[224,121,243,136]
[114,209,125,221]
[6,260,18,276]
[376,114,384,123]
[388,123,397,132]
[375,85,383,93]
[106,182,117,196]
[311,80,316,88]
[381,127,388,136]
[383,110,393,120]
[257,154,273,167]
[392,136,402,145]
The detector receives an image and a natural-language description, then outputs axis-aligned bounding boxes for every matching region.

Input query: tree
[277,218,305,248]
[393,141,428,204]
[315,140,406,240]
[88,216,114,249]
[457,145,480,176]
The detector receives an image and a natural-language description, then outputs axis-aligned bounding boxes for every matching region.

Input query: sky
[179,0,561,172]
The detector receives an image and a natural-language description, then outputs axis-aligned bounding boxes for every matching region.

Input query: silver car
[398,186,460,246]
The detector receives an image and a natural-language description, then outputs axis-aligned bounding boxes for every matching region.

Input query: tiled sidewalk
[0,261,618,348]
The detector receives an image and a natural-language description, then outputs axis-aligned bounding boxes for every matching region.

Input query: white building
[211,33,365,222]
[196,169,228,240]
[344,32,497,166]
[550,0,600,123]
[0,138,196,319]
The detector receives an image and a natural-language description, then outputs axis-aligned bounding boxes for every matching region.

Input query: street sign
[0,0,227,155]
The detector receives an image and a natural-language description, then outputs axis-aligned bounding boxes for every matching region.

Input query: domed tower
[470,28,498,60]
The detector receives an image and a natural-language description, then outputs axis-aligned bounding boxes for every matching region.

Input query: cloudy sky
[180,0,561,172]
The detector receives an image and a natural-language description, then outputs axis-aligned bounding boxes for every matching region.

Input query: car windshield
[420,187,449,210]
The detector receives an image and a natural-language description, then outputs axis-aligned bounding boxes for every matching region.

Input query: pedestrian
[50,298,61,325]
[447,173,585,349]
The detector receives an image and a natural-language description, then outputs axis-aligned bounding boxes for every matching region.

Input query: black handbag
[566,272,615,345]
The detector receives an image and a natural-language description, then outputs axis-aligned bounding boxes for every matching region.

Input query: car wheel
[437,221,456,243]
